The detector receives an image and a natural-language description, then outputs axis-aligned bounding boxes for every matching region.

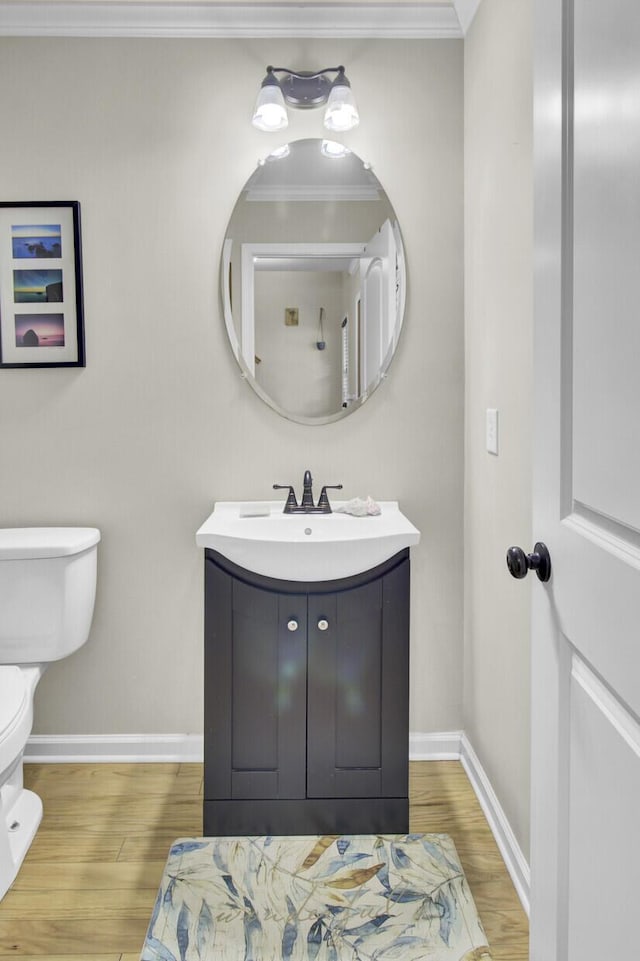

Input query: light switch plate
[486,408,499,455]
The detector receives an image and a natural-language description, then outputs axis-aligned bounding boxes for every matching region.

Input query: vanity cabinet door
[204,560,307,801]
[306,555,409,799]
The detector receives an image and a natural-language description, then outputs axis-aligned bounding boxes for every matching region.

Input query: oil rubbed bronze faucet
[274,470,343,514]
[301,469,314,509]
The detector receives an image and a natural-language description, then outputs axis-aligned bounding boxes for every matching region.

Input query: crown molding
[0,2,464,38]
[246,184,380,203]
[452,0,481,34]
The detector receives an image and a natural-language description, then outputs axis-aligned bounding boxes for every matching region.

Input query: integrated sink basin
[196,501,420,581]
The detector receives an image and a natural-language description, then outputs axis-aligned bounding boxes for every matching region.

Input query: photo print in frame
[0,201,85,367]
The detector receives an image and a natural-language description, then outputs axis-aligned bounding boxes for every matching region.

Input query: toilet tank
[0,528,100,664]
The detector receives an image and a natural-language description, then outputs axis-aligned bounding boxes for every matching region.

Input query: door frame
[530,0,573,956]
[238,242,364,375]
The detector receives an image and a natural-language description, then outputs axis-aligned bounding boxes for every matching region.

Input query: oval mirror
[221,138,406,424]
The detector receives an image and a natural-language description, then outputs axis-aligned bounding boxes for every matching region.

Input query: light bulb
[252,83,288,131]
[324,83,359,132]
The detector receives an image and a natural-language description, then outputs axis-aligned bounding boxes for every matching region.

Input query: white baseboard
[27,729,460,764]
[409,730,463,760]
[409,730,530,915]
[459,733,530,916]
[24,729,530,913]
[25,733,204,764]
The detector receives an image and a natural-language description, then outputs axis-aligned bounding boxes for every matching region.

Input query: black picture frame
[0,201,85,368]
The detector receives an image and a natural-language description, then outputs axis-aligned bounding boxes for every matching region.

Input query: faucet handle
[317,484,343,512]
[273,484,298,512]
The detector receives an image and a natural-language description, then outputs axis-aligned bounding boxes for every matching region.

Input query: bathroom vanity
[197,501,419,837]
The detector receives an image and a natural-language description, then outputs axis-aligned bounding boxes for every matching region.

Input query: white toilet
[0,527,100,899]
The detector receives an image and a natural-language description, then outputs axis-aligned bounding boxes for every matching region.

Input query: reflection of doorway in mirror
[236,229,399,416]
[254,270,345,419]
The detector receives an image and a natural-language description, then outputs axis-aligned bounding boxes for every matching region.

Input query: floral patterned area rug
[141,834,493,961]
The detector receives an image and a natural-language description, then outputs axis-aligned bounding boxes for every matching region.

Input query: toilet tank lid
[0,527,100,560]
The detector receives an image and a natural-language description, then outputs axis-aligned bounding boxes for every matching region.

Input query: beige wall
[463,0,533,856]
[0,38,464,738]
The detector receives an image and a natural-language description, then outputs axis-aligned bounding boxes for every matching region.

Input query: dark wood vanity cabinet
[203,548,410,836]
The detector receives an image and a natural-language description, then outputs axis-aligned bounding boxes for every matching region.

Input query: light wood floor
[0,761,528,960]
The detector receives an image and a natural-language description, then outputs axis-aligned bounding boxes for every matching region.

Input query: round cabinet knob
[317,618,329,631]
[287,619,299,632]
[506,542,551,582]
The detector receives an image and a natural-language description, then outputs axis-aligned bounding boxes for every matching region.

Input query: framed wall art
[0,201,85,368]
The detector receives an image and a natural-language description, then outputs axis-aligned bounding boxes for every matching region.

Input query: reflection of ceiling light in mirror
[267,145,291,161]
[321,140,351,159]
[252,66,359,132]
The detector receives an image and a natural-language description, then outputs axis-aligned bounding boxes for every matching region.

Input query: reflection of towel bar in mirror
[220,138,406,425]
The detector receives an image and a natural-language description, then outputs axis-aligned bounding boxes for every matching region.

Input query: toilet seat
[0,667,30,787]
[0,668,26,738]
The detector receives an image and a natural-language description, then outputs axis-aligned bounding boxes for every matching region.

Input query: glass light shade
[323,84,359,132]
[252,84,288,131]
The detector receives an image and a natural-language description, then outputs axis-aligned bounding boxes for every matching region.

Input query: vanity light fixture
[252,65,360,133]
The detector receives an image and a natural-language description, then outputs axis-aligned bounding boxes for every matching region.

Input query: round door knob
[317,618,329,631]
[287,619,299,632]
[506,542,551,582]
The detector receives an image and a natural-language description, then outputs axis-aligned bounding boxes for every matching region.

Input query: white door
[362,258,383,391]
[360,219,398,390]
[530,1,640,959]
